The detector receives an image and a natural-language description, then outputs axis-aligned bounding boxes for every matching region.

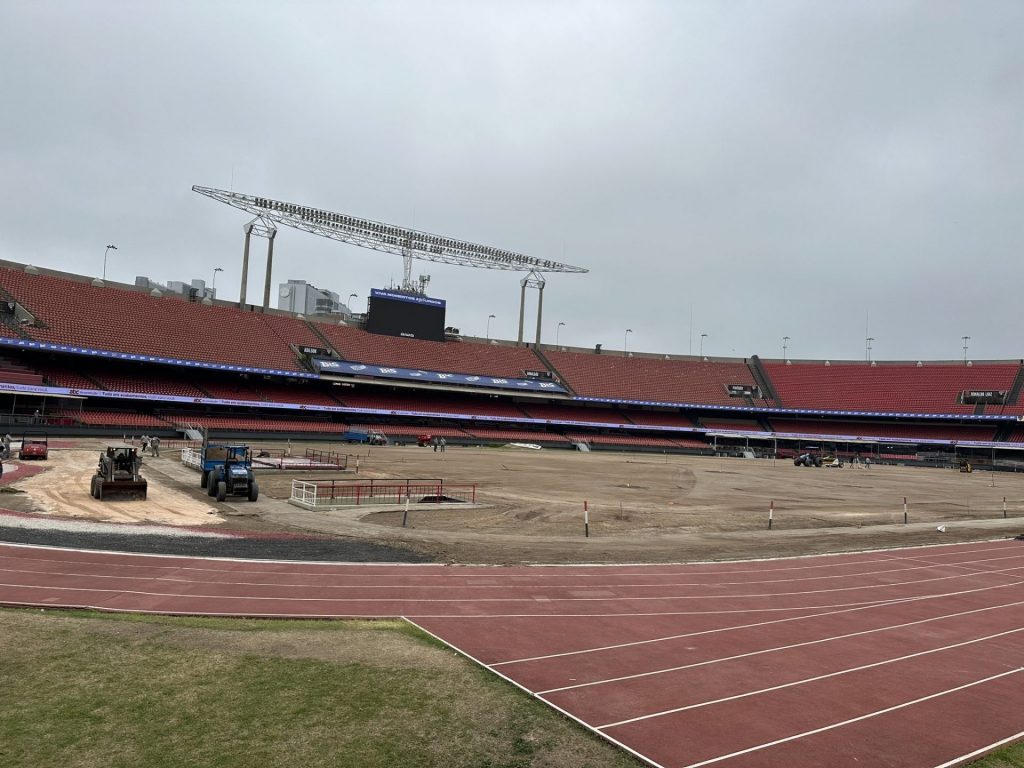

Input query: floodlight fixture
[192,186,588,292]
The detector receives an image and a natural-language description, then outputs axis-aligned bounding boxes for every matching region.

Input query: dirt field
[257,445,1024,531]
[10,445,221,527]
[6,440,1024,563]
[251,443,1024,562]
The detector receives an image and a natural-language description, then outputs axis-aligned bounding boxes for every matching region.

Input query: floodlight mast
[193,186,587,342]
[192,185,588,278]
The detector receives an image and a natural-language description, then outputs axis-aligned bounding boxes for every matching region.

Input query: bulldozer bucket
[95,479,148,501]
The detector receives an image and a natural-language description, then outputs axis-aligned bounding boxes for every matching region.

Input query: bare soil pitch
[6,441,1024,563]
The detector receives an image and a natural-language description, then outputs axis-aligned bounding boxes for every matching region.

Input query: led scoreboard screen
[365,289,446,342]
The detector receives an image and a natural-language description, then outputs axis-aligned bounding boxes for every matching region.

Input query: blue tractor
[200,443,258,502]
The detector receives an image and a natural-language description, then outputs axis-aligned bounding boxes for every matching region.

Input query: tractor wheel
[814,456,823,467]
[216,481,227,502]
[90,475,98,498]
[248,480,259,502]
[200,470,209,489]
[95,479,104,500]
[207,470,220,497]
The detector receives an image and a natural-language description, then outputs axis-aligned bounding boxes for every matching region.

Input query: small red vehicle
[19,433,49,460]
[417,434,433,447]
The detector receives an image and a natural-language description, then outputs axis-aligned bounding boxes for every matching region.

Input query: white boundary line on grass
[932,729,1024,768]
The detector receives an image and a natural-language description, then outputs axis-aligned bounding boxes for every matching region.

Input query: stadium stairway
[748,355,780,406]
[0,286,31,340]
[532,346,576,395]
[1001,364,1024,413]
[994,422,1016,442]
[305,320,343,360]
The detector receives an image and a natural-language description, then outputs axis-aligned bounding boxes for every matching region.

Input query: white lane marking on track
[4,562,1022,603]
[594,626,1024,729]
[4,551,1023,591]
[1,578,1020,626]
[406,579,1024,618]
[663,668,1024,768]
[0,539,1017,577]
[894,555,1024,583]
[490,578,1024,665]
[931,729,1024,768]
[399,617,671,768]
[536,597,1024,693]
[0,580,914,606]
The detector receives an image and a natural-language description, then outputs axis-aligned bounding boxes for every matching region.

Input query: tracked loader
[91,446,148,500]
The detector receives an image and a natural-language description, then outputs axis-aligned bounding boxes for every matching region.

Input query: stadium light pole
[556,321,565,347]
[962,335,970,364]
[700,333,708,358]
[102,244,117,280]
[486,314,496,340]
[783,336,790,361]
[211,267,223,295]
[866,337,875,362]
[624,329,632,356]
[348,293,358,314]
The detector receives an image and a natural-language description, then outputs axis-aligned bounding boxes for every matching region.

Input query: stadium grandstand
[1,259,1023,466]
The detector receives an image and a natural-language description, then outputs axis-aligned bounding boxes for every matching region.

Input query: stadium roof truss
[192,186,588,275]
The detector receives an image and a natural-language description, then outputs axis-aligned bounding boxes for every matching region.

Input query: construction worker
[150,436,160,457]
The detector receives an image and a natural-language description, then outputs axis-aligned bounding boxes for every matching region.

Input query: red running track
[1,539,1023,768]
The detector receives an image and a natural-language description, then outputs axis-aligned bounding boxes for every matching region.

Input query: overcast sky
[2,1,1022,362]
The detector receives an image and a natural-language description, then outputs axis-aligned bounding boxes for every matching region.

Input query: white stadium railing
[181,446,203,470]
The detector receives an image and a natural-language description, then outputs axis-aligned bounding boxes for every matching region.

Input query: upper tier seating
[0,267,314,372]
[545,350,758,405]
[315,323,546,378]
[764,362,1021,415]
